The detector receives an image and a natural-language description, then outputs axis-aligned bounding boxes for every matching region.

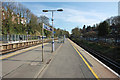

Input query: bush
[71,38,120,63]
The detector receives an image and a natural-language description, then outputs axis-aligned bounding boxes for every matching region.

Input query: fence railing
[0,38,56,54]
[0,34,45,44]
[81,37,120,44]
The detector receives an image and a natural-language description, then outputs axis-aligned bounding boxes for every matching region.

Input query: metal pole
[27,32,28,41]
[52,11,55,52]
[42,23,44,62]
[63,35,65,43]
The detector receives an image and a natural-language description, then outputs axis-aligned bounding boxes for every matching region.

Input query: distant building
[11,12,17,24]
[21,17,26,25]
[118,1,120,16]
[2,8,26,25]
[17,13,20,24]
[2,7,7,20]
[110,23,119,37]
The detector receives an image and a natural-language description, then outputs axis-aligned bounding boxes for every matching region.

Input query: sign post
[42,23,44,62]
[42,23,53,61]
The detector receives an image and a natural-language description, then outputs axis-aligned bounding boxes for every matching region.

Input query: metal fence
[81,37,120,44]
[0,34,42,43]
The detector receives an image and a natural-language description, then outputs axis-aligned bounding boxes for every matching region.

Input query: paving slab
[69,39,119,78]
[2,41,62,78]
[38,39,95,78]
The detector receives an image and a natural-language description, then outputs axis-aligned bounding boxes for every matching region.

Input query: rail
[79,43,120,75]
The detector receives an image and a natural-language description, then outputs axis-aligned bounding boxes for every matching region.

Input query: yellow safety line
[69,40,100,80]
[0,43,49,60]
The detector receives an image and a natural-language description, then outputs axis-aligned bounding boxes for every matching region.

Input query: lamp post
[43,9,63,52]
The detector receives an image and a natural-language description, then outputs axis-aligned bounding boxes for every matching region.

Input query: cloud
[23,2,113,33]
[54,8,109,26]
[24,3,110,26]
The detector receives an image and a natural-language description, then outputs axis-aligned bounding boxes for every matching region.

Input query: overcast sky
[20,2,118,33]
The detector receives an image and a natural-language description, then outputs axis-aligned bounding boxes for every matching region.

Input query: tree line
[2,2,69,38]
[70,16,120,44]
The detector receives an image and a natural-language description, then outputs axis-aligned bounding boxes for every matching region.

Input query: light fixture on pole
[42,9,63,52]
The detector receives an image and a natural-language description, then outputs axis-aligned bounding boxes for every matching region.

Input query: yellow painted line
[69,41,100,80]
[0,43,49,60]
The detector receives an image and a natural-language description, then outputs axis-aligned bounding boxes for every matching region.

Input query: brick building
[2,7,26,25]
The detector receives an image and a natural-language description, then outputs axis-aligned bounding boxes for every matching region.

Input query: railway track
[74,41,120,76]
